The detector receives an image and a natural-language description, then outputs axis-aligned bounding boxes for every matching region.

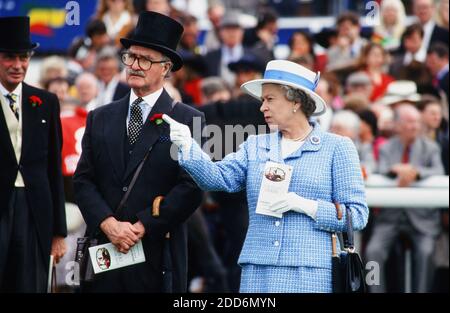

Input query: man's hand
[51,236,67,264]
[391,164,419,187]
[100,216,140,253]
[133,221,146,240]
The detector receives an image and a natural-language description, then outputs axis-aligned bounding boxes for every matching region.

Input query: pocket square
[158,135,171,143]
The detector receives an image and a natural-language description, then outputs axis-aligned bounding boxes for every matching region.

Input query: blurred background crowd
[1,0,448,293]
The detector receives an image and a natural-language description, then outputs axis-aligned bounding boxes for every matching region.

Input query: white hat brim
[241,78,327,116]
[379,94,421,106]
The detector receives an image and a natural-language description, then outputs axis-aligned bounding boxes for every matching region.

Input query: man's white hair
[331,110,361,134]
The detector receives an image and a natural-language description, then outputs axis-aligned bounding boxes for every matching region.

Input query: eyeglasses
[120,52,168,71]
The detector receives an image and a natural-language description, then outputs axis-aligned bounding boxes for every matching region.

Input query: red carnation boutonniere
[29,95,43,108]
[149,113,164,125]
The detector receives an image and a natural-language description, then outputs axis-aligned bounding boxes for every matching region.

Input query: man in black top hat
[74,11,205,292]
[0,16,67,292]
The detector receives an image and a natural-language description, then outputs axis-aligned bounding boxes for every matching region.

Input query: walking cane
[152,196,173,292]
[47,255,56,293]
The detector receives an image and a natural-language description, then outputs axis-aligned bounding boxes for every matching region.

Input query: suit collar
[129,87,163,109]
[0,81,22,99]
[258,122,323,162]
[20,83,39,160]
[104,93,128,182]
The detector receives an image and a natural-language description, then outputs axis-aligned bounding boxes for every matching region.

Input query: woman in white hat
[163,60,368,292]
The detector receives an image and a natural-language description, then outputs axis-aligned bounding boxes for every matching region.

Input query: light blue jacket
[180,123,368,269]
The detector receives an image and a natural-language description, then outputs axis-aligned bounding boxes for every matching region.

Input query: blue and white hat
[241,60,327,116]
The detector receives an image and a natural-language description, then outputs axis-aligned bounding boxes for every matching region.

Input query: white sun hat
[240,60,327,116]
[378,80,421,106]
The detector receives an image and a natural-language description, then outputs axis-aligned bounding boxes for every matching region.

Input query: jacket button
[122,187,128,192]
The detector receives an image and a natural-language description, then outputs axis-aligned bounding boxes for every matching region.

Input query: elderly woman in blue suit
[163,60,369,293]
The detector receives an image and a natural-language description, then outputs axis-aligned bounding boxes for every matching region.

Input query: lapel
[20,83,40,161]
[0,97,16,162]
[105,94,129,182]
[409,137,422,166]
[257,131,282,163]
[122,89,174,181]
[284,123,322,160]
[258,123,323,163]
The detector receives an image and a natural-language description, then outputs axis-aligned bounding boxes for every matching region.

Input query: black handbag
[74,145,153,284]
[332,203,367,293]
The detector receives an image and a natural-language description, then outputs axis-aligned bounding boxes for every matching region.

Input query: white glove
[162,114,193,152]
[268,192,318,220]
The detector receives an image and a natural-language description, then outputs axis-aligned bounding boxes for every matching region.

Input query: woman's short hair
[281,85,316,118]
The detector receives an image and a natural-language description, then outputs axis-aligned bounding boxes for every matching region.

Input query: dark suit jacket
[0,83,67,264]
[112,81,130,102]
[204,47,254,77]
[73,89,204,292]
[430,24,449,47]
[389,54,432,88]
[438,70,449,104]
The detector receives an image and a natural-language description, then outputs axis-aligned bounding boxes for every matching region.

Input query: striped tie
[5,93,19,120]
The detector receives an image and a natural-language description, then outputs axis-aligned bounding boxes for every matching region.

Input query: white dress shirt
[415,19,436,63]
[96,76,120,108]
[126,88,163,134]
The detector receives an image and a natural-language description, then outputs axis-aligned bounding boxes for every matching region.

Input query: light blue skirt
[239,264,332,293]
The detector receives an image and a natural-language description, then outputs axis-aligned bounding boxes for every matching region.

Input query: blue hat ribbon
[264,69,320,91]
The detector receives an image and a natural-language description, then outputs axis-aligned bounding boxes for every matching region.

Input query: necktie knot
[132,97,144,106]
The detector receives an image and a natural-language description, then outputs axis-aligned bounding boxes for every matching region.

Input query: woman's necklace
[289,126,313,142]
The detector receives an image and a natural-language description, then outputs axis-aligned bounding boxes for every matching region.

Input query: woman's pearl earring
[293,108,297,113]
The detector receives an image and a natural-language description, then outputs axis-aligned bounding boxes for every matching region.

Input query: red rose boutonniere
[29,95,43,108]
[149,113,164,125]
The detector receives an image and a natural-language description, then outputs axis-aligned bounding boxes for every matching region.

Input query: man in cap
[0,16,67,292]
[74,11,204,292]
[204,10,253,86]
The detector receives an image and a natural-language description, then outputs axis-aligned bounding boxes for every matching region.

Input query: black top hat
[313,28,337,49]
[0,16,39,53]
[228,54,265,73]
[120,11,184,71]
[178,50,208,76]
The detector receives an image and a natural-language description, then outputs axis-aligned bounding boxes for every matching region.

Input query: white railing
[365,175,449,209]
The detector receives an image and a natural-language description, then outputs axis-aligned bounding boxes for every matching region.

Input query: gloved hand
[162,114,193,152]
[268,192,318,219]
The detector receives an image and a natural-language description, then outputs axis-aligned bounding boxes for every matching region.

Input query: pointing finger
[162,114,177,126]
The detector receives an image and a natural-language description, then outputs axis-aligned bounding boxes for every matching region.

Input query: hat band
[264,70,318,91]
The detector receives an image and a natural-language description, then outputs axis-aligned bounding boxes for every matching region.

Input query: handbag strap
[115,100,179,218]
[114,145,153,217]
[342,207,354,250]
[334,202,354,250]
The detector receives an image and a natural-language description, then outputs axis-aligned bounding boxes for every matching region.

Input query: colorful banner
[0,0,97,53]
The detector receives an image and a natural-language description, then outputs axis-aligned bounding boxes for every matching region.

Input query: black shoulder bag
[74,146,153,284]
[332,203,367,293]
